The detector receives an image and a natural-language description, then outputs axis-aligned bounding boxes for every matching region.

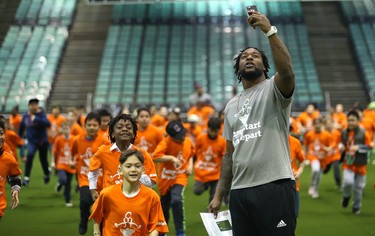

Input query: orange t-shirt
[2,143,12,156]
[5,129,24,160]
[9,114,22,131]
[290,116,301,136]
[152,137,194,196]
[187,106,215,129]
[134,124,163,154]
[297,112,319,132]
[90,184,168,235]
[52,135,76,174]
[332,112,347,130]
[71,134,110,188]
[303,130,332,169]
[194,133,226,183]
[47,114,67,144]
[89,144,157,190]
[343,129,372,175]
[288,135,305,191]
[70,122,86,138]
[326,129,342,164]
[98,128,110,141]
[151,114,167,129]
[359,116,375,143]
[183,123,203,146]
[0,151,22,217]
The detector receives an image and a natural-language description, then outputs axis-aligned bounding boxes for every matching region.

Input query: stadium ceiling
[86,0,354,5]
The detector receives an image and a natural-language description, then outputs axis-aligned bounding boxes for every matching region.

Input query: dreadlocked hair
[233,47,270,83]
[108,113,138,144]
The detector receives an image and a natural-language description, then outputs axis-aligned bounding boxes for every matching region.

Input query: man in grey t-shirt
[207,11,296,236]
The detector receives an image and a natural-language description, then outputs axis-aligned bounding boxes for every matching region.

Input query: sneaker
[311,191,319,199]
[352,207,361,215]
[308,186,315,196]
[22,178,29,186]
[55,183,63,193]
[43,175,50,184]
[65,202,73,207]
[341,196,350,208]
[79,221,88,235]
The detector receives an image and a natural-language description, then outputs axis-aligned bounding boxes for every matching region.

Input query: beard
[240,68,263,81]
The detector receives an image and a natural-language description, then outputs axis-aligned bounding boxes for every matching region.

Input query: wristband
[265,26,278,37]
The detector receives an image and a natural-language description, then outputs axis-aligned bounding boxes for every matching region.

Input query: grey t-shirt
[223,76,294,190]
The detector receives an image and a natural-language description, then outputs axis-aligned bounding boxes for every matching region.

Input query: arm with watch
[248,12,295,98]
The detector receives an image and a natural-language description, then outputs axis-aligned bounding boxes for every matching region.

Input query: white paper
[200,210,233,236]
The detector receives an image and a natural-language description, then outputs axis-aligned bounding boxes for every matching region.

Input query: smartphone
[246,5,258,16]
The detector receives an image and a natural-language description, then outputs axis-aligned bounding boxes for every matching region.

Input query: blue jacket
[19,111,51,144]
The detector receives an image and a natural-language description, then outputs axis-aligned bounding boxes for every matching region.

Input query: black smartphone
[246,5,258,16]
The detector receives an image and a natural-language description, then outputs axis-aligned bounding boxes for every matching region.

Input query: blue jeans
[57,170,73,203]
[24,142,50,178]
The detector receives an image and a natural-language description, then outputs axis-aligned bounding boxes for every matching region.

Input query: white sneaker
[311,191,319,199]
[65,202,73,207]
[308,186,315,196]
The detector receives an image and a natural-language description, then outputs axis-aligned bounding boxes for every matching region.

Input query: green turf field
[1,158,375,236]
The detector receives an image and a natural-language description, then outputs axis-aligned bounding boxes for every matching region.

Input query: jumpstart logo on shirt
[233,98,262,147]
[137,137,152,151]
[114,211,141,236]
[80,147,93,166]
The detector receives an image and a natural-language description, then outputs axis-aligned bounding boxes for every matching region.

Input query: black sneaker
[43,175,50,184]
[55,183,63,193]
[341,196,350,208]
[79,221,88,235]
[352,207,361,215]
[22,179,29,186]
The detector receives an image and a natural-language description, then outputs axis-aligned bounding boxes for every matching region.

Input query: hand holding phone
[246,5,258,16]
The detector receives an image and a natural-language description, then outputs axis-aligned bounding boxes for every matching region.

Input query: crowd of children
[1,97,375,234]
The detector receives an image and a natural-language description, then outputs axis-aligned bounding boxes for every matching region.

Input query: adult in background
[19,98,51,186]
[207,10,296,235]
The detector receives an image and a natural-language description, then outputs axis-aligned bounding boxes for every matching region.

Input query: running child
[90,149,168,236]
[0,120,22,221]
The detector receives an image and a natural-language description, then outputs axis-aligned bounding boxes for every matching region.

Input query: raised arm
[249,12,295,98]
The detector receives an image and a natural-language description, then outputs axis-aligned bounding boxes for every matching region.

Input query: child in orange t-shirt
[90,149,168,236]
[70,112,110,235]
[52,122,76,207]
[0,121,22,221]
[153,120,194,236]
[67,109,86,138]
[193,117,226,203]
[324,117,342,189]
[184,114,203,146]
[134,108,163,155]
[340,110,373,215]
[135,108,163,172]
[297,103,320,134]
[89,114,157,201]
[288,134,305,217]
[303,117,333,199]
[0,115,24,163]
[9,106,22,132]
[97,108,112,141]
[47,105,67,146]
